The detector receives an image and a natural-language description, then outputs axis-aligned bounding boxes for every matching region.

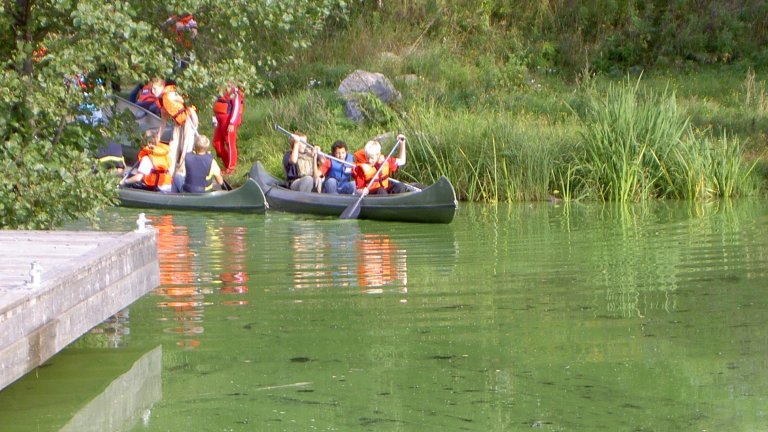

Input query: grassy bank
[214,12,767,202]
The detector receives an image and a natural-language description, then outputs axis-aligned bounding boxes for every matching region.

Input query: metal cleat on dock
[27,261,42,287]
[135,213,152,233]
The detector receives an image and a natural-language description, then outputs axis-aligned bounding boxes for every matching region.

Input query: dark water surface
[1,200,767,431]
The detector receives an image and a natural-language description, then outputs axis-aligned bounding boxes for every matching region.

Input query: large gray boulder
[338,70,401,122]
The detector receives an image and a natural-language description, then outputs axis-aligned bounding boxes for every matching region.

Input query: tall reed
[743,67,768,116]
[572,78,760,201]
[401,104,574,202]
[574,78,687,201]
[708,132,760,197]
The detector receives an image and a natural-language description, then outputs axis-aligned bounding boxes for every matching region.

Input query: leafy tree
[1,0,349,229]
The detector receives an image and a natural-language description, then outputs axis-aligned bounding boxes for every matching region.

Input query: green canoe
[118,169,267,213]
[250,162,457,223]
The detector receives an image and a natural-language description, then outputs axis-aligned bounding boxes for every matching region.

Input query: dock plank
[0,229,159,391]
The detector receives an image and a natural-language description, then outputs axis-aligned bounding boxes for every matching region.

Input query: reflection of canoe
[118,168,267,213]
[250,162,457,223]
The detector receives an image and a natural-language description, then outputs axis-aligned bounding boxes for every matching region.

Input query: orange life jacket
[33,46,47,63]
[137,141,168,161]
[143,145,172,190]
[353,149,367,164]
[355,162,390,191]
[157,85,188,125]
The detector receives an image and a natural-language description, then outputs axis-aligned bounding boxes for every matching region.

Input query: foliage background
[2,0,767,228]
[0,0,348,229]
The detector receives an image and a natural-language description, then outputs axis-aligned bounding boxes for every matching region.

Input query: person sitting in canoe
[318,140,355,194]
[131,130,159,165]
[352,134,407,195]
[95,140,126,176]
[173,134,225,193]
[283,132,321,192]
[128,82,162,116]
[119,138,173,192]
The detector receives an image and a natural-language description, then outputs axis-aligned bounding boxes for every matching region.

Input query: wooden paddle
[120,160,140,185]
[339,141,400,220]
[221,176,233,191]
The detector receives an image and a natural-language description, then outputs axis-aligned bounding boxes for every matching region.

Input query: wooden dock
[0,229,159,391]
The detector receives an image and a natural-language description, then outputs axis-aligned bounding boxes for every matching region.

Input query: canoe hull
[118,176,267,213]
[250,162,457,223]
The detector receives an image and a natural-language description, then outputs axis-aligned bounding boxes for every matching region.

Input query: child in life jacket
[352,134,407,195]
[119,139,173,192]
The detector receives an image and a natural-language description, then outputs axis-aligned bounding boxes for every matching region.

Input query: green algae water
[1,200,767,431]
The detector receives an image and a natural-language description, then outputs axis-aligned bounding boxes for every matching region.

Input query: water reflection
[0,343,162,432]
[459,200,768,319]
[217,226,249,301]
[287,220,409,292]
[356,233,408,292]
[59,345,162,432]
[150,215,251,349]
[5,201,768,431]
[83,309,131,348]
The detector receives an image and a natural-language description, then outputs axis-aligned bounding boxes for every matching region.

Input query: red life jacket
[353,149,367,164]
[213,87,244,125]
[137,83,156,104]
[168,14,197,48]
[213,97,229,116]
[178,15,196,28]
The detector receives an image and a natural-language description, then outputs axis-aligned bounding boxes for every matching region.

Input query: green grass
[221,16,766,202]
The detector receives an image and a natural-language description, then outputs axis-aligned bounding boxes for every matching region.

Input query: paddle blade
[339,196,363,219]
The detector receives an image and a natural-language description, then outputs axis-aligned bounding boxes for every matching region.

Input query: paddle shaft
[339,141,400,219]
[274,124,340,162]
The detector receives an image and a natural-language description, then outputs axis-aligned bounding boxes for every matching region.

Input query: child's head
[194,135,211,153]
[364,140,381,164]
[150,78,165,97]
[142,130,156,147]
[331,140,348,159]
[290,133,307,148]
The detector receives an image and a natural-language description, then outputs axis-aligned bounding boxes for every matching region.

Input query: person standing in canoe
[174,134,225,193]
[151,78,199,177]
[319,140,355,194]
[283,132,321,192]
[212,81,243,174]
[353,134,407,195]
